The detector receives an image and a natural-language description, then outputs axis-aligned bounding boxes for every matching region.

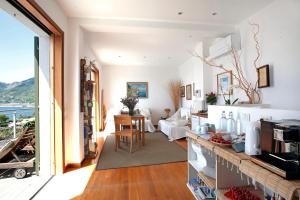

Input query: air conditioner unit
[207,33,241,60]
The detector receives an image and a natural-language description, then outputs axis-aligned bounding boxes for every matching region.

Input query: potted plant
[120,96,139,116]
[206,92,217,105]
[220,85,239,105]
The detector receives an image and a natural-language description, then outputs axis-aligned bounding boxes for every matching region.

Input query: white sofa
[158,108,191,141]
[104,107,155,133]
[139,108,156,132]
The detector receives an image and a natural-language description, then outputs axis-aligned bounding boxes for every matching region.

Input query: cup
[200,126,208,134]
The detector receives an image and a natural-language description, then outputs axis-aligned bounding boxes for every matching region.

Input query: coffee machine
[251,119,300,179]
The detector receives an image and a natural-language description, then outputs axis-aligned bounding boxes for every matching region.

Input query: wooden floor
[72,134,193,200]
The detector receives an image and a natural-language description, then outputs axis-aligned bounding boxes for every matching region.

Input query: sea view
[0,106,35,120]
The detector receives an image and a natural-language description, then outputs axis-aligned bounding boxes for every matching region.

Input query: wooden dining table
[115,114,145,145]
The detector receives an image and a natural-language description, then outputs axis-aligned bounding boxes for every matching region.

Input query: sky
[0,8,37,83]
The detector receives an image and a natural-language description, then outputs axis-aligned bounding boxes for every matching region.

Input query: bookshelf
[80,59,97,159]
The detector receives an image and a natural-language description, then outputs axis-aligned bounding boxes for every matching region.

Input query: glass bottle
[219,111,227,132]
[227,111,236,135]
[236,113,241,136]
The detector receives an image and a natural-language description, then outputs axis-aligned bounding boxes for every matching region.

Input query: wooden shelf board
[187,131,215,151]
[85,80,96,84]
[214,146,249,167]
[187,131,199,140]
[192,112,208,118]
[239,160,300,200]
[198,171,216,189]
[186,183,201,200]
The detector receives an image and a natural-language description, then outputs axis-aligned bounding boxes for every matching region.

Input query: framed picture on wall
[127,82,148,98]
[193,82,195,96]
[257,65,270,88]
[180,86,185,97]
[186,84,192,100]
[217,71,232,95]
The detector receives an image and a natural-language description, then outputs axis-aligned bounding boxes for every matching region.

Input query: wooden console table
[186,130,300,200]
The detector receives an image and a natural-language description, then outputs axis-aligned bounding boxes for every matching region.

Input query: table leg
[138,119,142,141]
[142,118,145,145]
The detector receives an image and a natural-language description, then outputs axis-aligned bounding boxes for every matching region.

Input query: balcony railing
[0,108,34,139]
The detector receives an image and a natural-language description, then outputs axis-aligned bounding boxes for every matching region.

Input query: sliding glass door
[0,1,52,198]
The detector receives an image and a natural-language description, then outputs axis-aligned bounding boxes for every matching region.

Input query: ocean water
[0,106,35,120]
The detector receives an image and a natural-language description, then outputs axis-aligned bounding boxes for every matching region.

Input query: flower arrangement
[168,80,181,111]
[206,92,217,105]
[120,96,139,116]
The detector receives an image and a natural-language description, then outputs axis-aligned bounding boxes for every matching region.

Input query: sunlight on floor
[33,164,95,200]
[33,132,106,200]
[0,173,49,200]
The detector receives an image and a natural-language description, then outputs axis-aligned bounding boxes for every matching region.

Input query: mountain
[0,82,8,90]
[0,78,35,104]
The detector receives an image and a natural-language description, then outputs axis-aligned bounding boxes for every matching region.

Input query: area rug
[96,132,187,170]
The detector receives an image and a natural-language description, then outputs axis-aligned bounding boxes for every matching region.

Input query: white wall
[177,43,204,109]
[238,0,300,110]
[208,105,300,134]
[78,27,102,162]
[204,0,300,110]
[67,19,101,164]
[103,65,178,124]
[36,1,101,165]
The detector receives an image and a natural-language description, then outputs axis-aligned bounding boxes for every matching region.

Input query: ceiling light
[178,11,183,15]
[212,12,218,16]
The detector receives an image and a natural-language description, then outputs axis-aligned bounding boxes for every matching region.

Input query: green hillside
[0,78,35,104]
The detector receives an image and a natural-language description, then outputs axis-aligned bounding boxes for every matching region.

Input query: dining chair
[114,115,140,153]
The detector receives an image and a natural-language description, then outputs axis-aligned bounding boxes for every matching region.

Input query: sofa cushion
[171,119,188,127]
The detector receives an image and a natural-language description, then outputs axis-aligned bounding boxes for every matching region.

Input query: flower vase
[128,108,134,116]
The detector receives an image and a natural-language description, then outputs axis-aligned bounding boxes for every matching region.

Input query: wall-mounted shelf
[80,58,98,160]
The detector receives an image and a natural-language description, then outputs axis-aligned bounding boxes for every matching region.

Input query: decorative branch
[249,22,261,90]
[250,22,261,70]
[191,23,262,104]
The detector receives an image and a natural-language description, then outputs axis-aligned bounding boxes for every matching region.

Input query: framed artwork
[193,82,195,96]
[180,86,185,97]
[217,71,232,95]
[186,84,192,100]
[127,82,148,98]
[257,65,270,88]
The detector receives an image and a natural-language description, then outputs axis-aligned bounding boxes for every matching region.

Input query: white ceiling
[56,0,275,67]
[57,0,274,24]
[86,30,212,67]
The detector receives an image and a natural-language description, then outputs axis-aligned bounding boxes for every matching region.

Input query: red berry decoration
[224,187,261,200]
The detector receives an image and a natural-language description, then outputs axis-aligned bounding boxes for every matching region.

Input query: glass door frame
[9,0,65,174]
[91,65,100,132]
